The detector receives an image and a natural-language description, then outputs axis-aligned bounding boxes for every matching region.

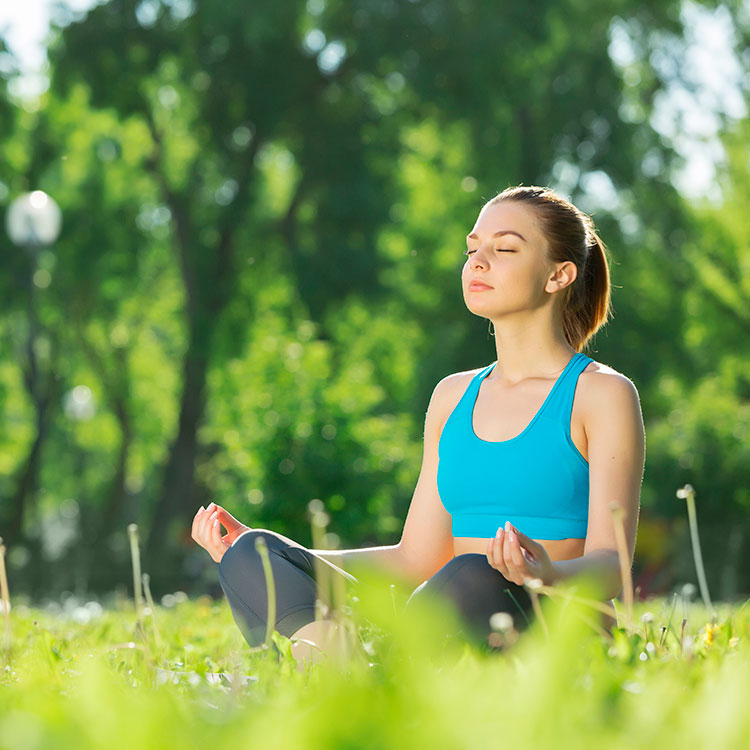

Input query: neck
[487,318,576,386]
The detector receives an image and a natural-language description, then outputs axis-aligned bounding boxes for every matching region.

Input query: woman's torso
[438,354,598,562]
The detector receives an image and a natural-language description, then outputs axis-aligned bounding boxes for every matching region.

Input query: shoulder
[577,358,644,424]
[426,365,486,420]
[434,365,486,400]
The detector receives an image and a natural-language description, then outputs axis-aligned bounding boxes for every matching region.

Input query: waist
[454,535,585,560]
[450,513,588,540]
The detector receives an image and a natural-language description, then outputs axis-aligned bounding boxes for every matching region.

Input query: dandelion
[0,537,11,661]
[488,612,519,651]
[681,583,697,601]
[254,536,277,651]
[141,573,163,653]
[127,524,144,621]
[676,484,714,616]
[640,610,655,642]
[308,499,332,624]
[522,577,549,641]
[659,625,668,648]
[489,612,515,633]
[680,617,687,653]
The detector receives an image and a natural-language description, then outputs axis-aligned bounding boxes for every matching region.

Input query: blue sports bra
[436,352,592,540]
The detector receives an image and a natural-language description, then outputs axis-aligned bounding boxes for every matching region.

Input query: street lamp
[5,190,62,249]
[4,189,62,389]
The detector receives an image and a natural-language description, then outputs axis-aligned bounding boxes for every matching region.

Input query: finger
[502,527,519,582]
[492,528,502,568]
[507,527,527,572]
[193,508,208,546]
[195,507,210,539]
[487,535,496,568]
[503,524,526,585]
[216,507,242,532]
[493,529,509,577]
[507,524,539,566]
[206,502,234,537]
[197,509,218,546]
[191,506,205,540]
[210,517,226,557]
[199,520,219,557]
[205,509,219,539]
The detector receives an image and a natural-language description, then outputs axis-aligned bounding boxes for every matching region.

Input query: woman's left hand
[486,521,556,587]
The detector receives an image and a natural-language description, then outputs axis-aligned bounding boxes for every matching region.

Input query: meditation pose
[191,184,645,668]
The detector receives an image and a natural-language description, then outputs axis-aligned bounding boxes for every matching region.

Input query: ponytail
[560,224,613,352]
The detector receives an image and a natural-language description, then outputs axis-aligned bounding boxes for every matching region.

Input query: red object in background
[633,563,672,599]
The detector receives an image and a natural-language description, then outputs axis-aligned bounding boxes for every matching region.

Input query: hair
[486,184,613,353]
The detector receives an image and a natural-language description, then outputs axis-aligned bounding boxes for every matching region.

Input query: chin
[464,296,495,312]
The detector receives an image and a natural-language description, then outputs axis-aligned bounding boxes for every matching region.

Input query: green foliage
[0,0,748,597]
[2,579,749,749]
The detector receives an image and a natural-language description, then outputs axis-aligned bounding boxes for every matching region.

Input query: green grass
[2,567,749,750]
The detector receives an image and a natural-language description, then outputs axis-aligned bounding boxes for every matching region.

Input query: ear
[545,260,578,294]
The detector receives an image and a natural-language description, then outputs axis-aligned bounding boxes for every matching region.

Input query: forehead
[468,201,542,245]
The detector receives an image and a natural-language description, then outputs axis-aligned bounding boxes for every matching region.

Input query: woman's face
[461,200,559,320]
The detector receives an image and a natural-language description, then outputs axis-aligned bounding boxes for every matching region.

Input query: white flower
[489,612,514,632]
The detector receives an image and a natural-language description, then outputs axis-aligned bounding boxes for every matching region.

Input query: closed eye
[463,249,514,255]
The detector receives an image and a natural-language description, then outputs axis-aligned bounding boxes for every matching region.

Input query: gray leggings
[217,529,535,650]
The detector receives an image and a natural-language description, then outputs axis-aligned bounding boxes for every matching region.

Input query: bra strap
[542,353,592,423]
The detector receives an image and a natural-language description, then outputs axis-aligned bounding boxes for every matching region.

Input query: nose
[468,244,491,270]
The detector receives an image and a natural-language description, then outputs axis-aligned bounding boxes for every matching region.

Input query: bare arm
[311,376,456,587]
[307,544,410,580]
[550,373,645,600]
[547,549,622,599]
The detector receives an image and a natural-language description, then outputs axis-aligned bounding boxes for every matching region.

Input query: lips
[469,280,493,290]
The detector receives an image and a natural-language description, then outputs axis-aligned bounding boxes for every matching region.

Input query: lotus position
[191,184,645,668]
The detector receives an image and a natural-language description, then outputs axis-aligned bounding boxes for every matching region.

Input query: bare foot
[289,620,355,672]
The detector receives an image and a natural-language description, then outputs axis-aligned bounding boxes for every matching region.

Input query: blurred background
[0,0,747,603]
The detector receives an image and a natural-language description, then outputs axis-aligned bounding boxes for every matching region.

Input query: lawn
[1,564,748,750]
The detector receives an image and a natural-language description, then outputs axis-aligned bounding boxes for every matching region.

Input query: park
[1,0,749,747]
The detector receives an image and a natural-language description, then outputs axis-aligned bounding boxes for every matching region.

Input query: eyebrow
[466,230,526,242]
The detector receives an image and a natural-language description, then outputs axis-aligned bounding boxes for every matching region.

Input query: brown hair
[486,185,613,353]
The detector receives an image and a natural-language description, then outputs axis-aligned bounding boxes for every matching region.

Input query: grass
[1,569,749,749]
[1,485,747,748]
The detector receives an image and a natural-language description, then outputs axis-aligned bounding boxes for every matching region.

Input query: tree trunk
[5,394,51,543]
[145,321,210,578]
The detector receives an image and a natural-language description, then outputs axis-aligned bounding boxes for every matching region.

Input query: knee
[219,528,299,577]
[404,570,464,615]
[418,555,481,595]
[405,580,429,609]
[220,529,271,577]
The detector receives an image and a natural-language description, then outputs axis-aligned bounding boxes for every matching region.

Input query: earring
[487,320,495,337]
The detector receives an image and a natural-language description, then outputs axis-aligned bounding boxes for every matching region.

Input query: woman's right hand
[191,502,251,563]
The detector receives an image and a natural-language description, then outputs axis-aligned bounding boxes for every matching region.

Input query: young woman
[192,184,645,664]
